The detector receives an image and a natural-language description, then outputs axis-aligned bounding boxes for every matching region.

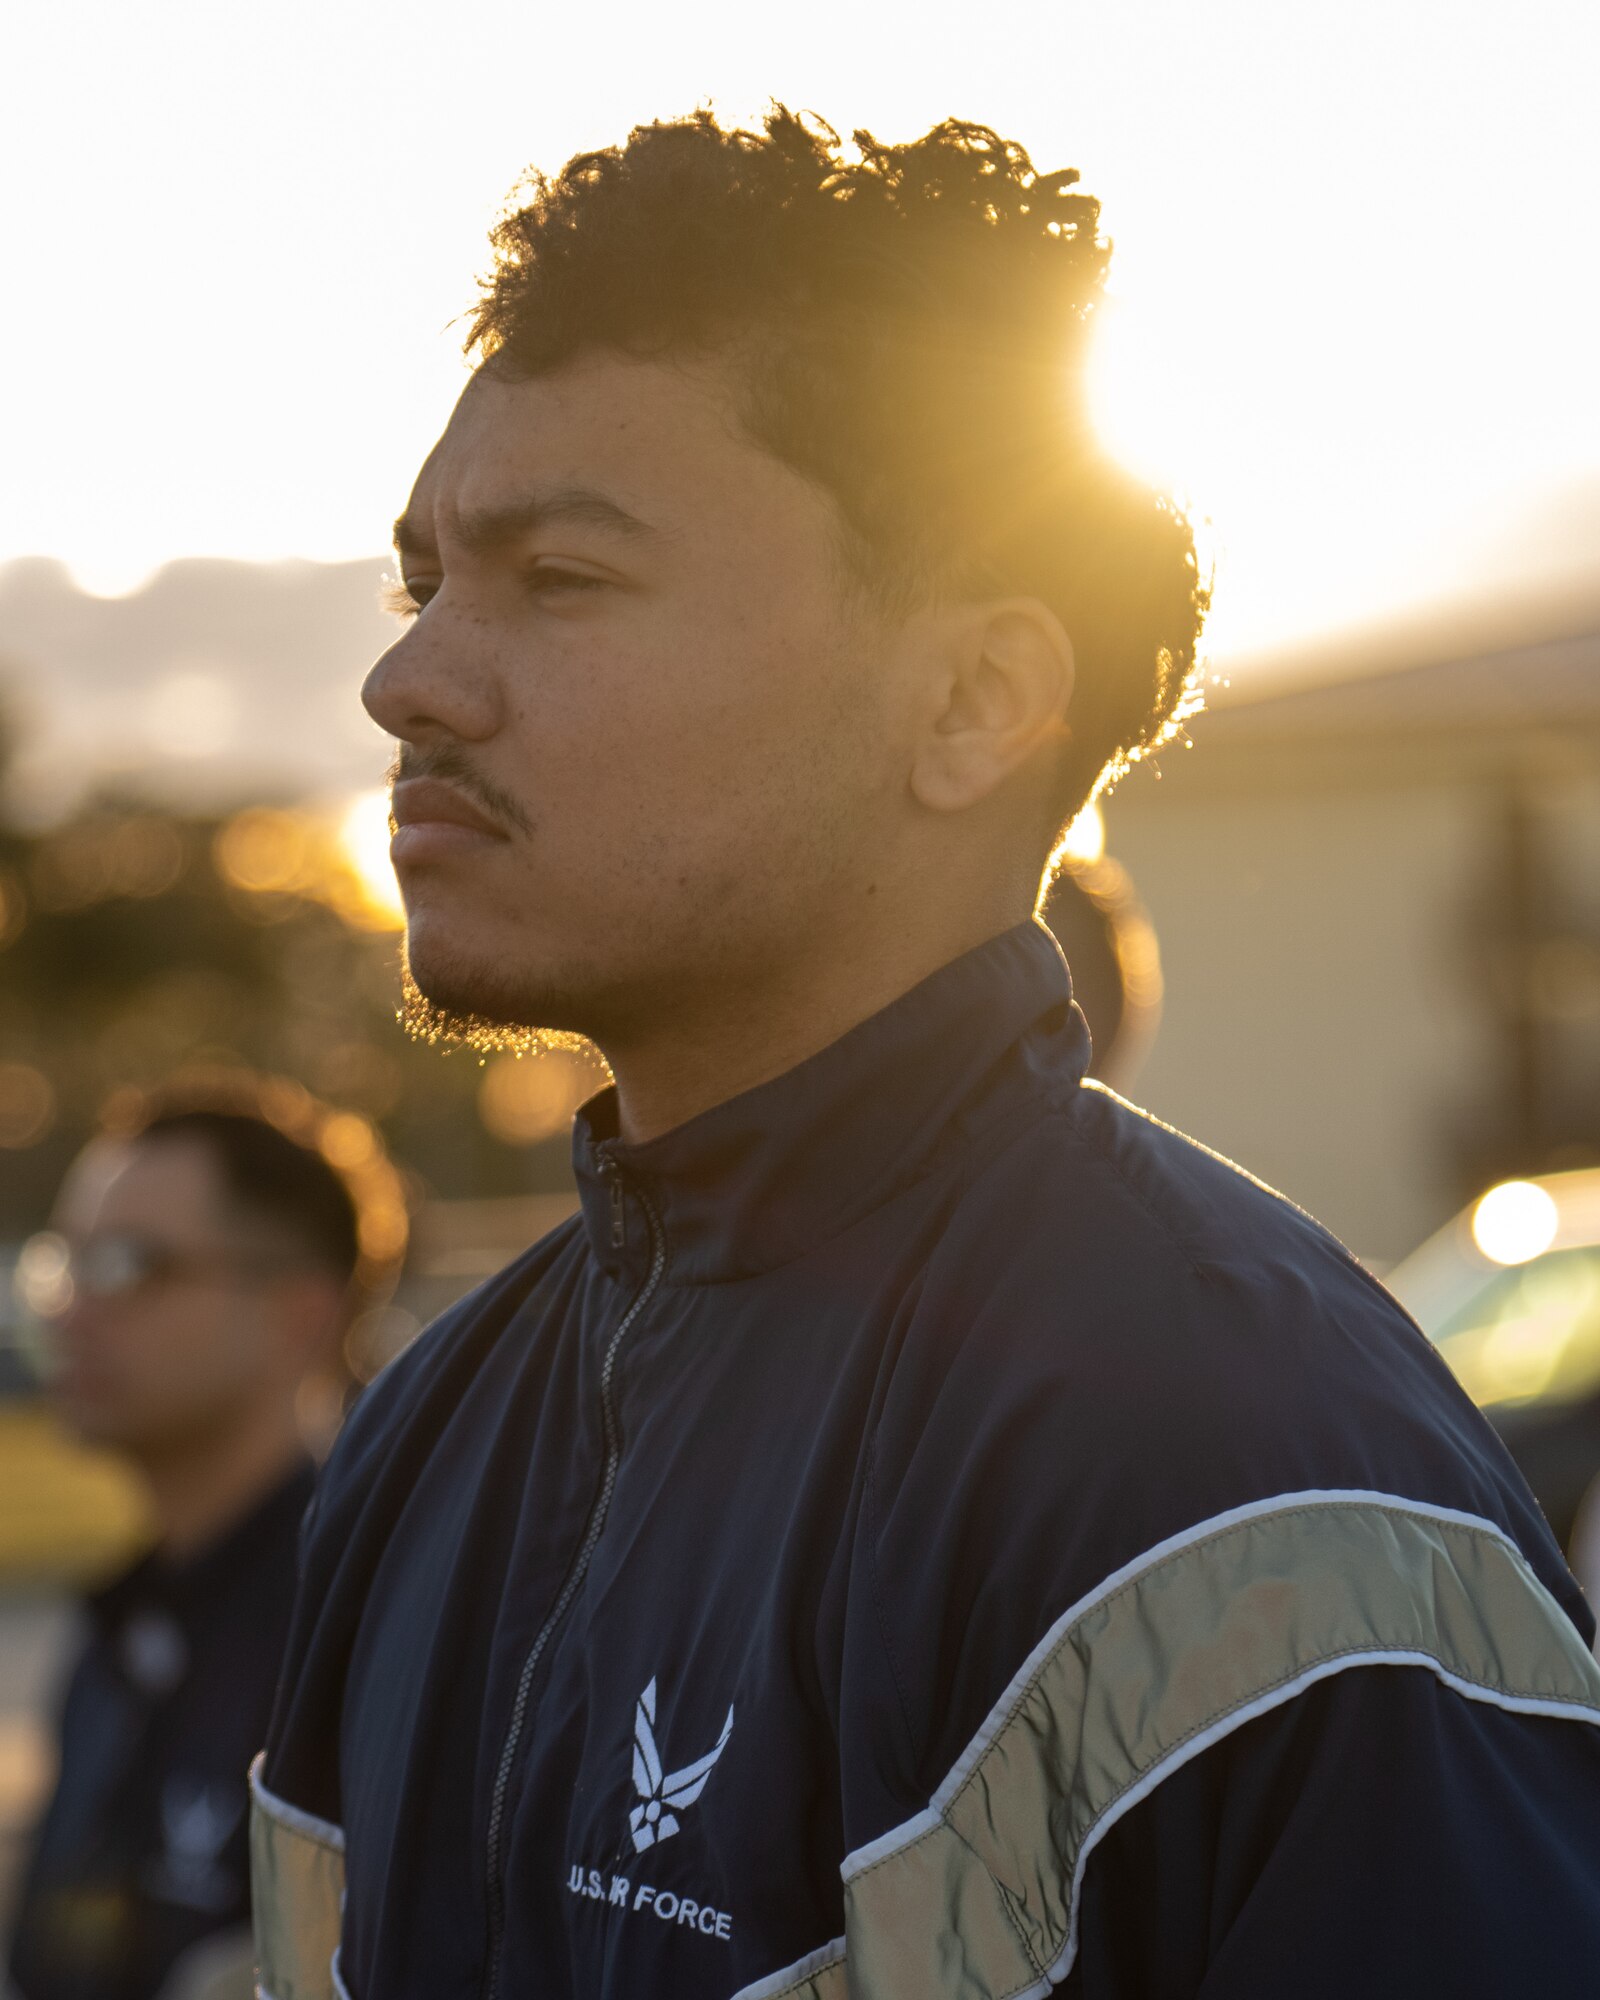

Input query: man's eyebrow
[392,488,656,564]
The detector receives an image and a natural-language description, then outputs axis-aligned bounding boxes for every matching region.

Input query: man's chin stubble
[400,945,603,1061]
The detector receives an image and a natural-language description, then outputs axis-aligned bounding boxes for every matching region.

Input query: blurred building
[1108,618,1600,1267]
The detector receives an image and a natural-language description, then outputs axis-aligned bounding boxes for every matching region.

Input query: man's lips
[391,778,506,835]
[390,778,510,863]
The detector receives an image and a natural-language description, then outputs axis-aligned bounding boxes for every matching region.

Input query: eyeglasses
[14,1230,289,1320]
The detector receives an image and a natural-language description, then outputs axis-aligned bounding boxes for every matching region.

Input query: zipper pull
[610,1175,627,1251]
[604,1163,627,1251]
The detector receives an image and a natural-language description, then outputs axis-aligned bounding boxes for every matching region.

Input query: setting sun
[339,790,406,932]
[4,0,1596,670]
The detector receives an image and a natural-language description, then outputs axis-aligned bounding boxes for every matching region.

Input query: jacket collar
[571,919,1090,1285]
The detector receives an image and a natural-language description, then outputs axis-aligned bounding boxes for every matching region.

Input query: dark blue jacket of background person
[9,1464,313,2000]
[252,921,1600,1999]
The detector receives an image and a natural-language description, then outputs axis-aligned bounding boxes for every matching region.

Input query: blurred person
[255,112,1600,2000]
[6,1102,361,2000]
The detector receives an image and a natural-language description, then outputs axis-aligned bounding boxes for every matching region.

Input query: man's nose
[362,610,501,746]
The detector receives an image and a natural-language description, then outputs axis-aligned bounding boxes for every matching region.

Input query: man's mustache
[388,744,534,838]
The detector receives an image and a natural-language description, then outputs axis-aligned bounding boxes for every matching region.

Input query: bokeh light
[478,1050,598,1147]
[28,815,187,913]
[1471,1181,1560,1268]
[212,794,405,933]
[1056,803,1106,869]
[213,809,313,895]
[338,790,406,930]
[318,1109,380,1172]
[14,1231,72,1320]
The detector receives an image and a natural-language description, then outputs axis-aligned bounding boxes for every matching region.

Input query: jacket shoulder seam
[1056,1100,1210,1283]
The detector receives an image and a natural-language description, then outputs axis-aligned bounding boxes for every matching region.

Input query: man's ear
[910,599,1074,815]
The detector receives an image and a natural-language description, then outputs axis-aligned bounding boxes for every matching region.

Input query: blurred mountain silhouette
[3,511,1599,821]
[0,556,394,821]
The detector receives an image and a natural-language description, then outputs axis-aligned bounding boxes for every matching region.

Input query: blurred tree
[0,688,1166,1247]
[0,782,582,1242]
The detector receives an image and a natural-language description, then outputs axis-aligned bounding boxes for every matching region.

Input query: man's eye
[381,579,436,620]
[526,565,606,598]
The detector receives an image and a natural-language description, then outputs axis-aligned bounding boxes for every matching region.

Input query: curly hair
[469,109,1207,846]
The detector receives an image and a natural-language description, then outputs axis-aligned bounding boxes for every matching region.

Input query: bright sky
[5,0,1598,663]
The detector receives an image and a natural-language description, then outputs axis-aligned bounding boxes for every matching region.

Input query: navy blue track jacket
[253,921,1600,1998]
[9,1465,311,2000]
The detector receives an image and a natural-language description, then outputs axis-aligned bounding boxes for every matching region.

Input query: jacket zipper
[481,1155,666,2000]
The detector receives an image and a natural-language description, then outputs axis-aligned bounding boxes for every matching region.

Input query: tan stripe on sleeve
[249,1757,345,2000]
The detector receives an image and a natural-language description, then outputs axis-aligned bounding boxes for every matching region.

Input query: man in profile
[256,111,1600,1997]
[7,1096,362,2000]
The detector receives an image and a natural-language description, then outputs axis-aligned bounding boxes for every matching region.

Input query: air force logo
[629,1677,734,1853]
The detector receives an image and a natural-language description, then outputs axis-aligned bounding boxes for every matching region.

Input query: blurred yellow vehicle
[0,1267,150,1587]
[1385,1169,1600,1551]
[0,1396,150,1586]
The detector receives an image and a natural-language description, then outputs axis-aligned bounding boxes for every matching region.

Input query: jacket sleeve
[1064,1661,1600,1999]
[829,1132,1600,1999]
[836,1478,1600,2000]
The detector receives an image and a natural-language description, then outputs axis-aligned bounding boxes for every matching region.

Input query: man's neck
[604,897,1031,1145]
[138,1407,305,1564]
